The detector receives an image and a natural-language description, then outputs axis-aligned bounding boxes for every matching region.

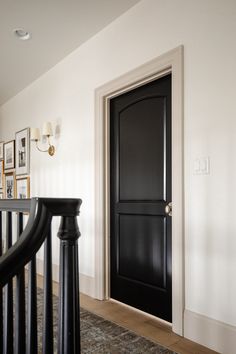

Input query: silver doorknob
[165,202,172,216]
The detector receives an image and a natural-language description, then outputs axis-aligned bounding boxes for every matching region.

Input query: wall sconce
[31,122,55,156]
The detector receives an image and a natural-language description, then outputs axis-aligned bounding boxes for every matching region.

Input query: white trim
[184,309,236,354]
[94,46,184,336]
[36,258,95,297]
[79,273,95,298]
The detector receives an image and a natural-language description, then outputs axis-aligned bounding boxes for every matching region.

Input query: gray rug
[36,288,176,354]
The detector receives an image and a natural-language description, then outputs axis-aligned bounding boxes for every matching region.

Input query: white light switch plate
[194,157,210,175]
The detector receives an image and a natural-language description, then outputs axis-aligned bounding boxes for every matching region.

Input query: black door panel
[119,96,166,201]
[110,74,172,322]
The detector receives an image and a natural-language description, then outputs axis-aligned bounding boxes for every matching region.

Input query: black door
[110,74,172,322]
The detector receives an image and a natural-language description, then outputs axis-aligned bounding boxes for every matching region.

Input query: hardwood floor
[79,293,218,354]
[37,275,218,354]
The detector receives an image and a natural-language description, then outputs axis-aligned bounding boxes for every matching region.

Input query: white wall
[1,0,236,343]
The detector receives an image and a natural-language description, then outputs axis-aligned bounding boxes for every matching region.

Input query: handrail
[0,199,31,212]
[0,198,82,287]
[0,197,82,353]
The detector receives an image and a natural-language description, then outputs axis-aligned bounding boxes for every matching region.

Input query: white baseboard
[79,273,95,298]
[184,309,236,354]
[36,259,95,298]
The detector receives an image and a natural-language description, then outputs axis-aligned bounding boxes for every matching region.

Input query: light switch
[194,159,200,174]
[194,157,210,175]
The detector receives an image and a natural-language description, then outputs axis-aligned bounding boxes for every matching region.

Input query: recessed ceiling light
[14,28,31,40]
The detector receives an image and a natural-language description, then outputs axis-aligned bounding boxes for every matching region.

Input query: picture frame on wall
[4,173,15,199]
[0,142,4,160]
[15,128,30,176]
[4,140,15,171]
[0,160,3,189]
[16,177,30,199]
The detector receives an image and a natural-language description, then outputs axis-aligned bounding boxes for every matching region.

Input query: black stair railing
[0,197,82,354]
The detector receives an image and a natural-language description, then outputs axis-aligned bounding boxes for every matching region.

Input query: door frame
[94,46,184,335]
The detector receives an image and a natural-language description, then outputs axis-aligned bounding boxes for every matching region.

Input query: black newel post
[57,215,81,354]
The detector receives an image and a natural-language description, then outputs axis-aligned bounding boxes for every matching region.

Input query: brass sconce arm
[35,137,55,156]
[31,123,55,156]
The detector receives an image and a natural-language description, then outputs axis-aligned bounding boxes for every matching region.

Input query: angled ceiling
[0,0,141,106]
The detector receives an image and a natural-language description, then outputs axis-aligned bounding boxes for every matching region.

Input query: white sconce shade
[42,122,53,136]
[31,127,40,141]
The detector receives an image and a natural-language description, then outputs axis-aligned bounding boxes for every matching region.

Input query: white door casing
[94,46,184,335]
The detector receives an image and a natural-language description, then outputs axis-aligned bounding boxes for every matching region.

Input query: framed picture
[4,173,15,199]
[4,140,15,171]
[0,160,3,189]
[16,177,30,199]
[15,128,30,176]
[0,142,4,160]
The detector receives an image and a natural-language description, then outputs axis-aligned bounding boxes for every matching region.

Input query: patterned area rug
[37,288,177,353]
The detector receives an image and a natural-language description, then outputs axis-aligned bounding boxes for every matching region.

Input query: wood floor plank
[169,337,219,354]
